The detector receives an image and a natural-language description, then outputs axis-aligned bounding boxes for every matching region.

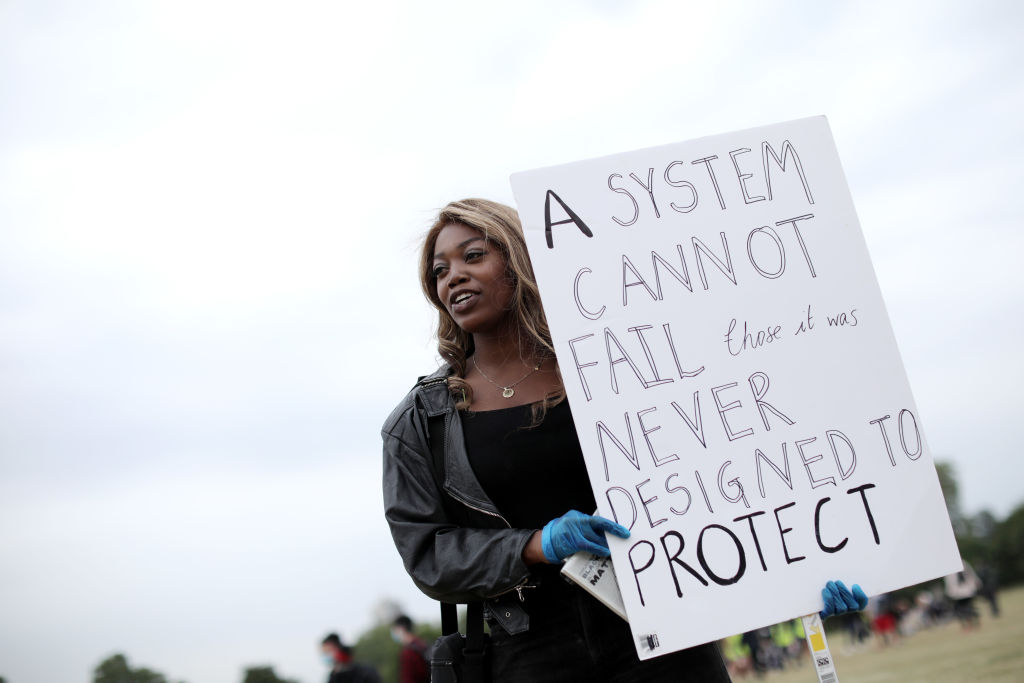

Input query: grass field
[751,585,1024,683]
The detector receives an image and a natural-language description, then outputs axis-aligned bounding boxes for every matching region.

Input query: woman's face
[431,222,515,336]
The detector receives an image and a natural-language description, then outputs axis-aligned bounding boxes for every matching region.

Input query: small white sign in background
[510,116,961,659]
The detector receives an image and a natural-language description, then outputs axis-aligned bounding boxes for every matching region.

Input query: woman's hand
[538,510,630,564]
[820,580,868,619]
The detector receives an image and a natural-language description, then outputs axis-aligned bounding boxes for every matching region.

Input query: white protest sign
[510,116,961,659]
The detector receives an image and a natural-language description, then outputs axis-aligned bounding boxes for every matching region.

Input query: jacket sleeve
[382,407,534,603]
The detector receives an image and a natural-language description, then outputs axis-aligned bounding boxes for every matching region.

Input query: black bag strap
[439,602,485,642]
[428,413,487,676]
[440,600,459,635]
[464,601,486,652]
[461,601,487,682]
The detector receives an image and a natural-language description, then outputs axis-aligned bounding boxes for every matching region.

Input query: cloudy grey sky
[1,1,1022,682]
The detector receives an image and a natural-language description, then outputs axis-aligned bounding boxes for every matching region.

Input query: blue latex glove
[541,510,630,563]
[820,580,868,619]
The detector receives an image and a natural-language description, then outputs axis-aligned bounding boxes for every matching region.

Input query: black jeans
[487,576,731,683]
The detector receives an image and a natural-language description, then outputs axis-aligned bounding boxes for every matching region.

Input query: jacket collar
[414,366,505,521]
[415,366,452,418]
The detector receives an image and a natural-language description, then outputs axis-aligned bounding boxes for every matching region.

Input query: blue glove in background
[541,510,630,563]
[820,580,868,619]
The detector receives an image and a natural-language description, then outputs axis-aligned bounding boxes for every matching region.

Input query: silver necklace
[472,356,543,399]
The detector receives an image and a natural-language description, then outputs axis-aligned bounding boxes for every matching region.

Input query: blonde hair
[419,198,564,417]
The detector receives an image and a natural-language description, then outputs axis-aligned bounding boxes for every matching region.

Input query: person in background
[720,633,753,678]
[391,614,429,683]
[740,628,766,675]
[320,633,381,683]
[868,593,900,646]
[944,561,982,630]
[976,562,1000,617]
[382,198,868,683]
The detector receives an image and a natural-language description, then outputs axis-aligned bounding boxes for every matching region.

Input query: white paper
[510,116,961,659]
[561,552,628,621]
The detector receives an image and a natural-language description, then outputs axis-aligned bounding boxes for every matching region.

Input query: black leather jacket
[381,366,533,635]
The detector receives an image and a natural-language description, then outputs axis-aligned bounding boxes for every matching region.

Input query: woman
[382,199,865,682]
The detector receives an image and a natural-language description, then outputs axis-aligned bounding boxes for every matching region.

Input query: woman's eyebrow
[434,235,484,261]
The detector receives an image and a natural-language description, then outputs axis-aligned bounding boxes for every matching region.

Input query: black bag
[429,601,490,683]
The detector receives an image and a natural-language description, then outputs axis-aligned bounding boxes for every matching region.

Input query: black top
[460,400,596,530]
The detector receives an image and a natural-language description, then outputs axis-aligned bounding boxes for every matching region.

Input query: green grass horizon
[753,585,1023,683]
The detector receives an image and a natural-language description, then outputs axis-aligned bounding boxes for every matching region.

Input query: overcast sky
[1,1,1022,682]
